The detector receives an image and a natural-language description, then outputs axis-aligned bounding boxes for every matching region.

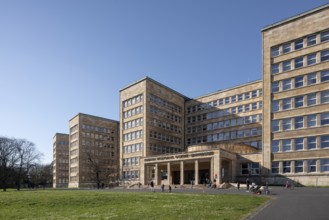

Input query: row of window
[123,94,143,109]
[81,132,115,141]
[122,157,140,166]
[272,90,329,112]
[123,106,144,119]
[57,140,69,146]
[81,124,115,134]
[272,112,329,132]
[187,102,262,124]
[206,127,262,142]
[271,158,329,174]
[81,148,115,157]
[149,143,182,154]
[272,70,329,93]
[272,49,329,75]
[150,94,182,113]
[271,30,329,57]
[56,178,69,184]
[123,118,143,130]
[187,136,262,149]
[150,106,182,123]
[271,135,329,152]
[150,118,182,133]
[123,143,143,154]
[187,89,262,114]
[122,170,140,179]
[123,130,143,142]
[149,130,182,145]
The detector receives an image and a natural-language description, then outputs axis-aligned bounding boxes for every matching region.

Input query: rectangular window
[272,120,280,132]
[272,100,280,112]
[307,93,317,106]
[251,163,260,175]
[295,160,304,173]
[231,96,236,102]
[321,135,329,148]
[219,99,224,105]
[244,129,250,137]
[295,57,304,69]
[237,118,243,125]
[225,97,230,104]
[321,113,329,125]
[282,79,291,91]
[252,90,257,98]
[271,64,280,74]
[295,138,304,151]
[321,50,329,62]
[271,47,280,57]
[283,161,291,173]
[238,94,243,101]
[272,82,280,93]
[308,73,317,85]
[252,102,257,110]
[283,139,292,152]
[308,136,317,149]
[245,104,250,112]
[231,131,236,139]
[295,96,304,108]
[283,60,291,72]
[282,98,291,110]
[231,119,236,126]
[251,128,258,136]
[321,70,329,82]
[271,162,279,174]
[321,30,329,42]
[295,76,304,88]
[271,140,279,152]
[321,91,329,104]
[307,114,317,127]
[241,163,249,175]
[283,118,292,131]
[307,53,317,65]
[295,116,304,129]
[308,160,317,173]
[237,130,243,138]
[245,92,250,100]
[283,43,291,54]
[245,116,251,124]
[231,107,237,114]
[295,39,303,50]
[320,159,329,172]
[307,35,317,46]
[224,132,230,140]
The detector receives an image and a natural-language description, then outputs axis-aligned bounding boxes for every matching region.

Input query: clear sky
[0,0,328,164]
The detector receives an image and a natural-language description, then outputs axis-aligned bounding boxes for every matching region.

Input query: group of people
[149,180,172,193]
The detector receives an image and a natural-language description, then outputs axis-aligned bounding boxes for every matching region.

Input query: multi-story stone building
[68,113,119,188]
[52,133,69,188]
[262,4,329,185]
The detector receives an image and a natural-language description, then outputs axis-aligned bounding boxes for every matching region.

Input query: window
[251,163,260,175]
[224,132,230,140]
[295,39,303,50]
[307,35,317,46]
[307,93,317,106]
[308,136,317,149]
[271,64,280,74]
[272,100,280,112]
[320,159,329,172]
[282,79,292,91]
[294,116,304,129]
[283,118,291,131]
[245,116,251,124]
[283,139,292,152]
[252,90,257,98]
[237,118,243,125]
[295,76,304,88]
[251,128,258,136]
[283,60,291,72]
[283,98,291,110]
[245,104,250,112]
[295,96,304,108]
[321,91,329,104]
[231,119,236,126]
[272,120,280,132]
[271,162,279,174]
[231,96,236,102]
[321,113,329,125]
[244,129,250,137]
[295,57,304,69]
[238,94,243,101]
[271,47,280,57]
[308,160,317,173]
[283,43,291,54]
[321,50,329,62]
[321,70,329,82]
[252,102,257,110]
[231,131,236,139]
[308,73,317,85]
[245,92,250,100]
[237,130,243,138]
[295,160,304,173]
[295,138,304,151]
[283,161,291,173]
[272,82,280,93]
[321,30,329,42]
[271,140,279,152]
[321,135,329,148]
[231,107,237,114]
[307,114,317,127]
[307,53,316,65]
[225,97,230,104]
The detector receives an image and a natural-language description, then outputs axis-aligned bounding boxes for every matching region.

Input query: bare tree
[0,137,17,191]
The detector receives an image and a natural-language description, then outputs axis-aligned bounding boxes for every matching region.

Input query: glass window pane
[321,135,329,148]
[271,47,280,57]
[308,137,317,149]
[295,76,304,88]
[295,138,304,151]
[283,43,291,54]
[272,120,280,132]
[321,50,329,62]
[308,73,317,85]
[283,60,291,71]
[321,70,329,82]
[307,35,317,46]
[283,98,291,110]
[283,139,292,152]
[272,100,280,112]
[272,82,279,93]
[321,113,329,125]
[321,31,329,42]
[295,39,303,50]
[295,116,304,129]
[271,140,279,152]
[321,91,329,104]
[283,79,292,91]
[295,57,304,69]
[272,64,280,74]
[295,96,304,108]
[307,114,317,127]
[283,118,291,131]
[307,53,317,65]
[308,93,317,106]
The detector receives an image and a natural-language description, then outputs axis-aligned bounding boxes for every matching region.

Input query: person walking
[237,181,240,190]
[246,178,250,192]
[161,184,165,192]
[150,180,154,192]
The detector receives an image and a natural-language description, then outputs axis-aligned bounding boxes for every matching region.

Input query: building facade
[53,133,69,188]
[68,113,119,188]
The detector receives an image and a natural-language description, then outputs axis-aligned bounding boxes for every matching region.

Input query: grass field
[0,189,269,220]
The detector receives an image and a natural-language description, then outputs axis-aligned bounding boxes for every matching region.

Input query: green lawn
[0,189,269,220]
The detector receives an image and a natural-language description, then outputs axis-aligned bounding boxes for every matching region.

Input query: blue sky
[0,0,328,164]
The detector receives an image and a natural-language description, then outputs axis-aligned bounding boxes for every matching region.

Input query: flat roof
[192,78,262,100]
[262,3,329,32]
[69,113,119,124]
[119,76,190,100]
[53,133,69,138]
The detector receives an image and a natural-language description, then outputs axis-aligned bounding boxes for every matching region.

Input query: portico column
[180,161,184,185]
[154,164,158,185]
[167,162,171,185]
[195,160,199,185]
